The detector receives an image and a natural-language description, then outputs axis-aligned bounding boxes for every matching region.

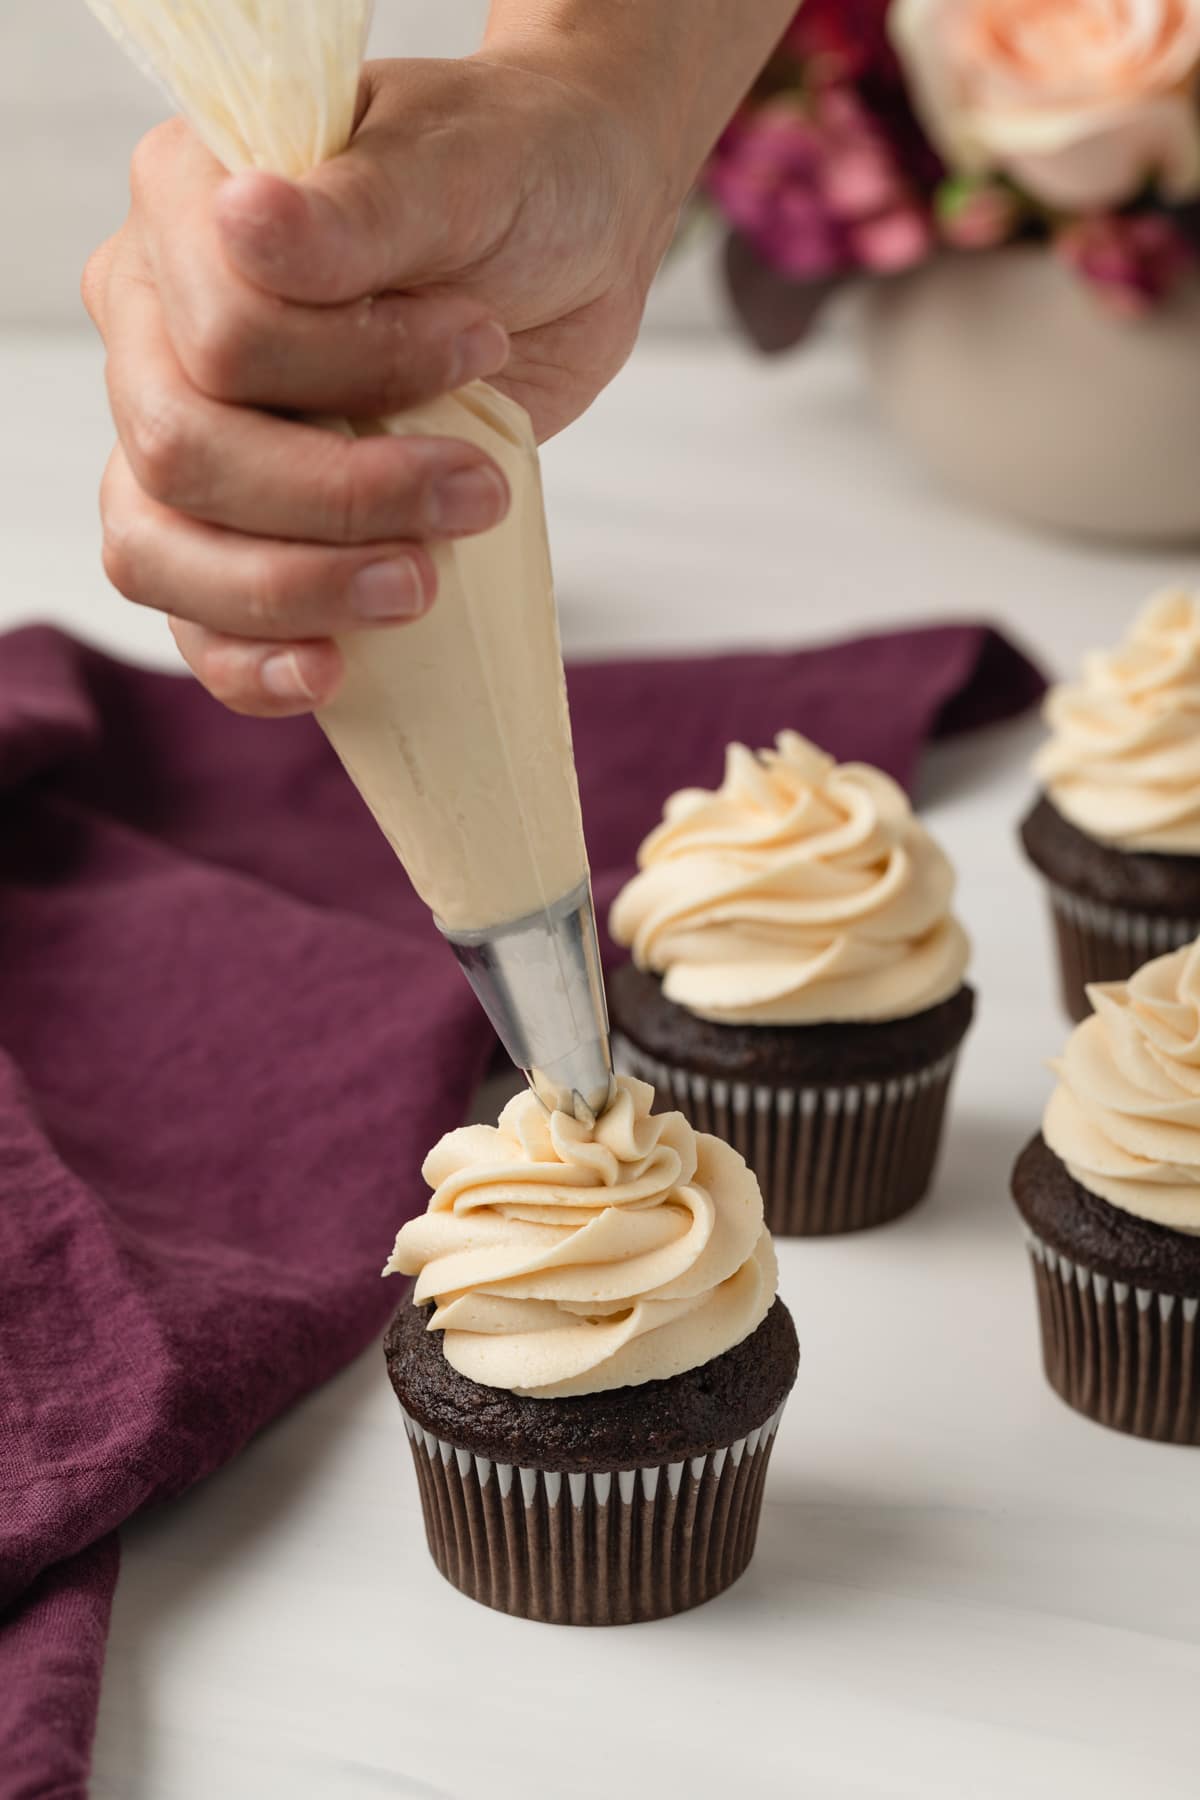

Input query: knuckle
[321,450,384,546]
[80,241,112,326]
[99,512,141,599]
[197,647,264,716]
[124,387,197,506]
[180,291,268,400]
[129,120,185,207]
[242,554,302,632]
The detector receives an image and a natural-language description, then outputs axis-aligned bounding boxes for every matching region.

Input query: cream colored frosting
[319,383,588,933]
[1043,940,1200,1234]
[385,1076,778,1399]
[1035,589,1200,853]
[608,732,969,1025]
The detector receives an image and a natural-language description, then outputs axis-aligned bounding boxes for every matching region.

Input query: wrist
[480,1,798,205]
[478,12,702,213]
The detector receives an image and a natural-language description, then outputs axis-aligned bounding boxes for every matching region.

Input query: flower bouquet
[703,0,1200,542]
[706,0,1200,348]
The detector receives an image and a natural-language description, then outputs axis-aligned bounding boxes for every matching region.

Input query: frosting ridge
[1043,939,1200,1234]
[385,1076,777,1398]
[608,731,968,1025]
[1035,589,1200,853]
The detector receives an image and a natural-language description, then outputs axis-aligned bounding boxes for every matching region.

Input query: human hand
[82,53,678,715]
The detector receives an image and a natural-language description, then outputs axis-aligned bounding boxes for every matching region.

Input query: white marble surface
[4,326,1199,1799]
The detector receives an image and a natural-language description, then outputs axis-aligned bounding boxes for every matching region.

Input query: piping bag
[85,0,616,1123]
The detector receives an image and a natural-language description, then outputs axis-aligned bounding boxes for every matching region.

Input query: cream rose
[891,0,1200,210]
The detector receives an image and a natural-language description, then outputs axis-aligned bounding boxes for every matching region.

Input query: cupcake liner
[614,1035,960,1236]
[398,1400,787,1625]
[1044,882,1200,1022]
[1025,1228,1200,1445]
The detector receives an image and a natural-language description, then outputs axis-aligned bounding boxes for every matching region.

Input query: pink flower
[705,105,848,279]
[1057,213,1196,314]
[785,0,897,80]
[822,143,907,218]
[892,0,1200,212]
[849,207,935,270]
[704,87,938,286]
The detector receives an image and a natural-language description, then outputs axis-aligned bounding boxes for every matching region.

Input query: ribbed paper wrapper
[398,1400,788,1625]
[614,1036,961,1237]
[1045,883,1200,1022]
[1024,1227,1200,1445]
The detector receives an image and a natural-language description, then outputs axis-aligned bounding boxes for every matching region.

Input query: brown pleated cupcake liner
[614,1035,960,1237]
[1044,882,1200,1022]
[399,1400,787,1625]
[1025,1228,1200,1445]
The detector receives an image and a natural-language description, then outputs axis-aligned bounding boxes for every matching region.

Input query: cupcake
[607,732,974,1237]
[383,1076,798,1625]
[1021,590,1200,1022]
[1012,941,1200,1444]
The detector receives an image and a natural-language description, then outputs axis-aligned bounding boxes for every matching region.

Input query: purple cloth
[0,621,1044,1796]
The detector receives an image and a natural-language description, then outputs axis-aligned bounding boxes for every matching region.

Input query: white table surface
[4,325,1199,1800]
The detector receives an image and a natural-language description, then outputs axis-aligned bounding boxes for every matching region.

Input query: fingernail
[430,467,508,534]
[260,650,317,701]
[349,558,428,621]
[451,319,509,386]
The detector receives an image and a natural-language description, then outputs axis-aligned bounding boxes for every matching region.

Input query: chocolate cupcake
[607,733,974,1236]
[383,1076,798,1624]
[1020,590,1200,1021]
[1011,941,1200,1444]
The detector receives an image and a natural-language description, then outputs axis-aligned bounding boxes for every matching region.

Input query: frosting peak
[1044,939,1200,1233]
[1035,589,1200,852]
[609,731,969,1025]
[385,1077,777,1398]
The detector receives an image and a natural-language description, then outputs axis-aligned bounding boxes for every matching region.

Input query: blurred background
[0,2,718,334]
[1,0,1195,675]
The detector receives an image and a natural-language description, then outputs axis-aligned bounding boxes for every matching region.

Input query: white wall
[0,1,488,327]
[0,1,721,332]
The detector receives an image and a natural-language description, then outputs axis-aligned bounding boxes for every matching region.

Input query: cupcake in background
[383,1076,798,1625]
[1012,942,1200,1445]
[1021,590,1200,1021]
[607,732,974,1237]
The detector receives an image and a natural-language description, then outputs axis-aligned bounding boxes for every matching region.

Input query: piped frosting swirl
[1035,589,1200,853]
[608,732,969,1025]
[1044,939,1200,1234]
[385,1076,777,1398]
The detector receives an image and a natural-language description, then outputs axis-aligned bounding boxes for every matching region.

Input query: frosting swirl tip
[1043,936,1200,1233]
[386,1075,778,1398]
[1035,587,1200,853]
[610,730,968,1026]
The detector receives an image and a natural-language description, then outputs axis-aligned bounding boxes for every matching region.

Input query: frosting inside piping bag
[85,0,589,934]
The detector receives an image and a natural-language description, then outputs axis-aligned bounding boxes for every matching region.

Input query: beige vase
[863,246,1200,545]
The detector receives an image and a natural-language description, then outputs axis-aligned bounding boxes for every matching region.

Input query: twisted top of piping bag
[84,0,374,176]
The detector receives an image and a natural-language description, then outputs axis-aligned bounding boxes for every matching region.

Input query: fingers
[102,267,509,544]
[130,119,510,414]
[169,617,344,717]
[81,233,118,335]
[210,61,506,306]
[100,447,443,641]
[214,167,396,306]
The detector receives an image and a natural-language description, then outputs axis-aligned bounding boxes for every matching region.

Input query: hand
[82,53,678,716]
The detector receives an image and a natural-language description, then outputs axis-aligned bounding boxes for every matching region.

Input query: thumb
[214,139,439,304]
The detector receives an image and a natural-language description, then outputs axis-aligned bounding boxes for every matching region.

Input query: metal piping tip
[439,878,616,1125]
